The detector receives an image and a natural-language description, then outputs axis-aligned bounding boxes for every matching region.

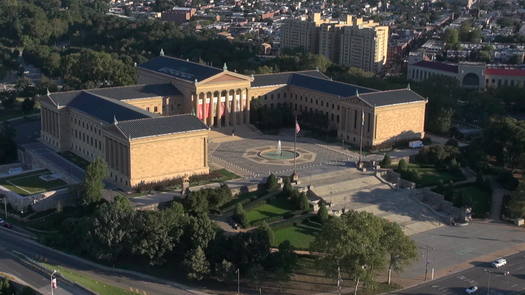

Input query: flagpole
[294,116,297,173]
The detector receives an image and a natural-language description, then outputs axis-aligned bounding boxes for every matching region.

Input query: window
[354,110,357,128]
[146,107,150,111]
[154,106,158,112]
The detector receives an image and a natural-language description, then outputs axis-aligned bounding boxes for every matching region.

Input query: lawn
[220,191,260,212]
[59,151,90,169]
[0,170,68,196]
[272,219,321,249]
[404,164,465,187]
[454,184,492,217]
[246,197,296,225]
[41,263,136,295]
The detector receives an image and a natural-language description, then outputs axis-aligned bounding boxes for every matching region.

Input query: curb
[0,226,209,295]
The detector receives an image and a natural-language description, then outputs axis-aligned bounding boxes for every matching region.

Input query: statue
[181,175,190,196]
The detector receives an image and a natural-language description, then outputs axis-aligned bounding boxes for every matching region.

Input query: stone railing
[0,186,73,212]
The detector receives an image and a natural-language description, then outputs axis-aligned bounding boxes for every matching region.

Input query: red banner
[220,101,225,117]
[197,101,203,120]
[204,100,210,119]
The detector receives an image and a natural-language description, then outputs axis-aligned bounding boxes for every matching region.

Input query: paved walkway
[307,169,444,236]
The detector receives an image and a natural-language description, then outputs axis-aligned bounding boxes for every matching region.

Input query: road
[0,227,208,295]
[396,251,525,295]
[0,247,89,295]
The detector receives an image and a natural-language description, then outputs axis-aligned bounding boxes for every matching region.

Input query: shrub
[317,203,329,223]
[398,159,408,172]
[380,154,391,168]
[234,203,248,228]
[422,137,432,145]
[266,174,279,191]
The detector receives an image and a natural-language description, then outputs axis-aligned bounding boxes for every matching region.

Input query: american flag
[295,119,301,135]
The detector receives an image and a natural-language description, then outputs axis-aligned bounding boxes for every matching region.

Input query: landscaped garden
[402,163,465,187]
[0,169,68,196]
[272,217,322,249]
[433,181,492,218]
[245,197,297,226]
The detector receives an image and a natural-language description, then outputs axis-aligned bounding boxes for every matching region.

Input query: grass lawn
[454,184,492,217]
[41,263,136,295]
[59,151,90,169]
[272,219,321,249]
[0,170,68,196]
[246,197,296,225]
[220,191,260,211]
[403,164,465,187]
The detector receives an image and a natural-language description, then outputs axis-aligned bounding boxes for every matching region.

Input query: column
[193,93,198,118]
[216,92,221,128]
[231,90,237,126]
[243,89,249,124]
[246,91,251,125]
[225,91,230,127]
[209,94,215,127]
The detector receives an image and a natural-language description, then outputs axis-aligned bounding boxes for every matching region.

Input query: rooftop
[115,115,208,139]
[251,70,330,87]
[357,89,427,107]
[139,56,223,82]
[88,83,181,100]
[413,60,459,73]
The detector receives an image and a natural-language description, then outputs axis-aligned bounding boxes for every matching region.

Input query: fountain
[258,140,298,160]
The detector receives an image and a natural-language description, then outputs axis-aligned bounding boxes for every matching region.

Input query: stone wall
[411,189,461,221]
[0,186,74,212]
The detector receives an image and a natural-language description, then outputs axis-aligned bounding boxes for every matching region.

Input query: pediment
[198,71,251,85]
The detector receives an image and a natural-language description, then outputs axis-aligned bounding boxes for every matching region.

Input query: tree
[317,203,329,223]
[21,97,35,113]
[298,192,310,211]
[132,202,187,265]
[260,221,275,246]
[266,174,279,191]
[214,259,235,282]
[0,278,15,295]
[185,246,210,280]
[234,203,248,228]
[265,240,298,280]
[443,28,459,45]
[381,221,417,284]
[311,211,389,291]
[397,159,408,172]
[183,213,216,252]
[506,182,525,219]
[380,154,391,168]
[0,122,17,164]
[88,196,133,261]
[81,158,108,206]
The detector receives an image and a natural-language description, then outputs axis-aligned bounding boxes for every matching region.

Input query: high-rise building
[280,13,389,72]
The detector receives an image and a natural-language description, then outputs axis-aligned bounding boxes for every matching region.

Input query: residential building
[280,13,389,72]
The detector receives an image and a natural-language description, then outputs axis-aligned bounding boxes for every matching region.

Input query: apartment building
[280,13,389,72]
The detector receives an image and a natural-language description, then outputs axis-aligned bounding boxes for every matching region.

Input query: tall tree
[88,196,133,261]
[381,221,417,284]
[311,211,389,292]
[185,246,210,280]
[81,158,108,206]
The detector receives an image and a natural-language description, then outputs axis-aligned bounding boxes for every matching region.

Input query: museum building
[39,54,427,190]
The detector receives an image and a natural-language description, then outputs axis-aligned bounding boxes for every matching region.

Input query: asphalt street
[396,250,525,295]
[0,247,88,295]
[0,227,207,295]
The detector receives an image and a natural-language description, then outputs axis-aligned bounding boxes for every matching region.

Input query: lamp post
[50,270,57,295]
[236,268,240,295]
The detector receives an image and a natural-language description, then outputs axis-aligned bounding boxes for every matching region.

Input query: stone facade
[39,55,427,190]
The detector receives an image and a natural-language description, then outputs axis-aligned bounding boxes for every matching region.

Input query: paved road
[396,251,525,295]
[0,248,88,295]
[0,227,207,295]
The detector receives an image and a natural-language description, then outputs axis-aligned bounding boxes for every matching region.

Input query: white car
[465,286,478,294]
[492,258,507,268]
[0,218,4,224]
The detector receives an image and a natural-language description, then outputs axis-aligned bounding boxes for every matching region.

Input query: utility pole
[337,265,342,295]
[424,246,433,281]
[236,268,240,295]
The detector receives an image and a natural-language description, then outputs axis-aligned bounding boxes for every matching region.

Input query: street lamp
[50,270,57,295]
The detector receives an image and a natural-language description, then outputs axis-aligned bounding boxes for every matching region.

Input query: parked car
[0,218,4,224]
[3,223,12,229]
[492,258,507,268]
[465,286,478,294]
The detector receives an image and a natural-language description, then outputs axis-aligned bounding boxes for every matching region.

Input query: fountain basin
[258,149,298,160]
